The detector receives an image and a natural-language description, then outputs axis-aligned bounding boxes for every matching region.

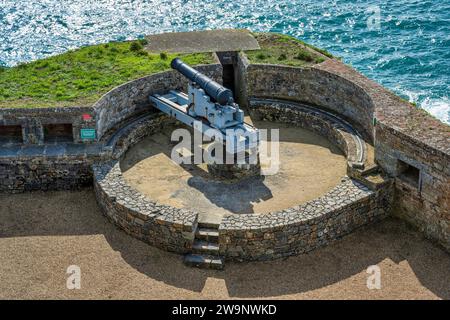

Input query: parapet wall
[240,58,450,251]
[220,177,392,261]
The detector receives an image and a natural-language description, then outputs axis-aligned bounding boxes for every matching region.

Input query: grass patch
[245,32,332,67]
[274,33,334,58]
[0,40,214,108]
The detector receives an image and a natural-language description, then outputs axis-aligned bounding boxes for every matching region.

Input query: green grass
[0,40,214,108]
[245,32,332,66]
[274,33,334,58]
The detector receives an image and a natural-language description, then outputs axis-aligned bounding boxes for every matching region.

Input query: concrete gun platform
[144,29,260,53]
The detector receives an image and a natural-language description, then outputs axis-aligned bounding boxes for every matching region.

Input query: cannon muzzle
[171,58,233,105]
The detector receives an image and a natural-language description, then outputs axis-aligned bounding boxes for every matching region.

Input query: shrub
[278,53,287,61]
[294,50,314,62]
[256,52,266,60]
[160,52,168,60]
[130,41,143,52]
[136,49,148,56]
[315,57,325,64]
[138,38,148,46]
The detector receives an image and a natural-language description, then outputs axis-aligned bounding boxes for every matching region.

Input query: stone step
[183,254,224,270]
[360,163,380,176]
[192,239,220,254]
[196,228,219,241]
[198,221,220,229]
[348,163,392,191]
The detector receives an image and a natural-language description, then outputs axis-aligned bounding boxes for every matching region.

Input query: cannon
[171,58,233,105]
[150,58,259,154]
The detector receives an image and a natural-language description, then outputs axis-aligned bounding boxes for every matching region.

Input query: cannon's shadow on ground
[0,189,449,299]
[119,114,346,215]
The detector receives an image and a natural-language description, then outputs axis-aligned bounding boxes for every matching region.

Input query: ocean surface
[0,0,449,124]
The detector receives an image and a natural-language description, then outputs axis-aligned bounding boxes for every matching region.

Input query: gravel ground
[121,121,347,218]
[0,189,449,300]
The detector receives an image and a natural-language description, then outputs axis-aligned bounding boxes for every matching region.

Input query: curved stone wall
[249,98,367,171]
[241,58,450,251]
[313,60,449,251]
[239,57,375,141]
[92,97,392,259]
[219,177,392,261]
[218,99,392,261]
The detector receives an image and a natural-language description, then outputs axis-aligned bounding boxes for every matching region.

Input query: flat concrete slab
[144,29,260,53]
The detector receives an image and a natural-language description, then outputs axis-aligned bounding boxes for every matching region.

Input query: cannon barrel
[171,58,233,105]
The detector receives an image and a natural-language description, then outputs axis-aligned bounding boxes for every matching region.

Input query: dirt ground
[0,189,449,300]
[121,121,347,222]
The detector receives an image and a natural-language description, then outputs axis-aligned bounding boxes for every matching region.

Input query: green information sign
[80,128,96,140]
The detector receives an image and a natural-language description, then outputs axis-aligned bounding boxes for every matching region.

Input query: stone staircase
[350,163,391,191]
[184,222,224,270]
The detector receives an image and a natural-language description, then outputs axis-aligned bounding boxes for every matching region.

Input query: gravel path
[0,189,449,300]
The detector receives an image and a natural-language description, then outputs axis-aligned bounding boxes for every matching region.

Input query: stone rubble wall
[248,99,367,171]
[242,61,375,141]
[316,60,450,252]
[0,160,91,193]
[0,106,95,144]
[93,113,198,253]
[0,150,103,193]
[375,123,450,250]
[219,177,393,261]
